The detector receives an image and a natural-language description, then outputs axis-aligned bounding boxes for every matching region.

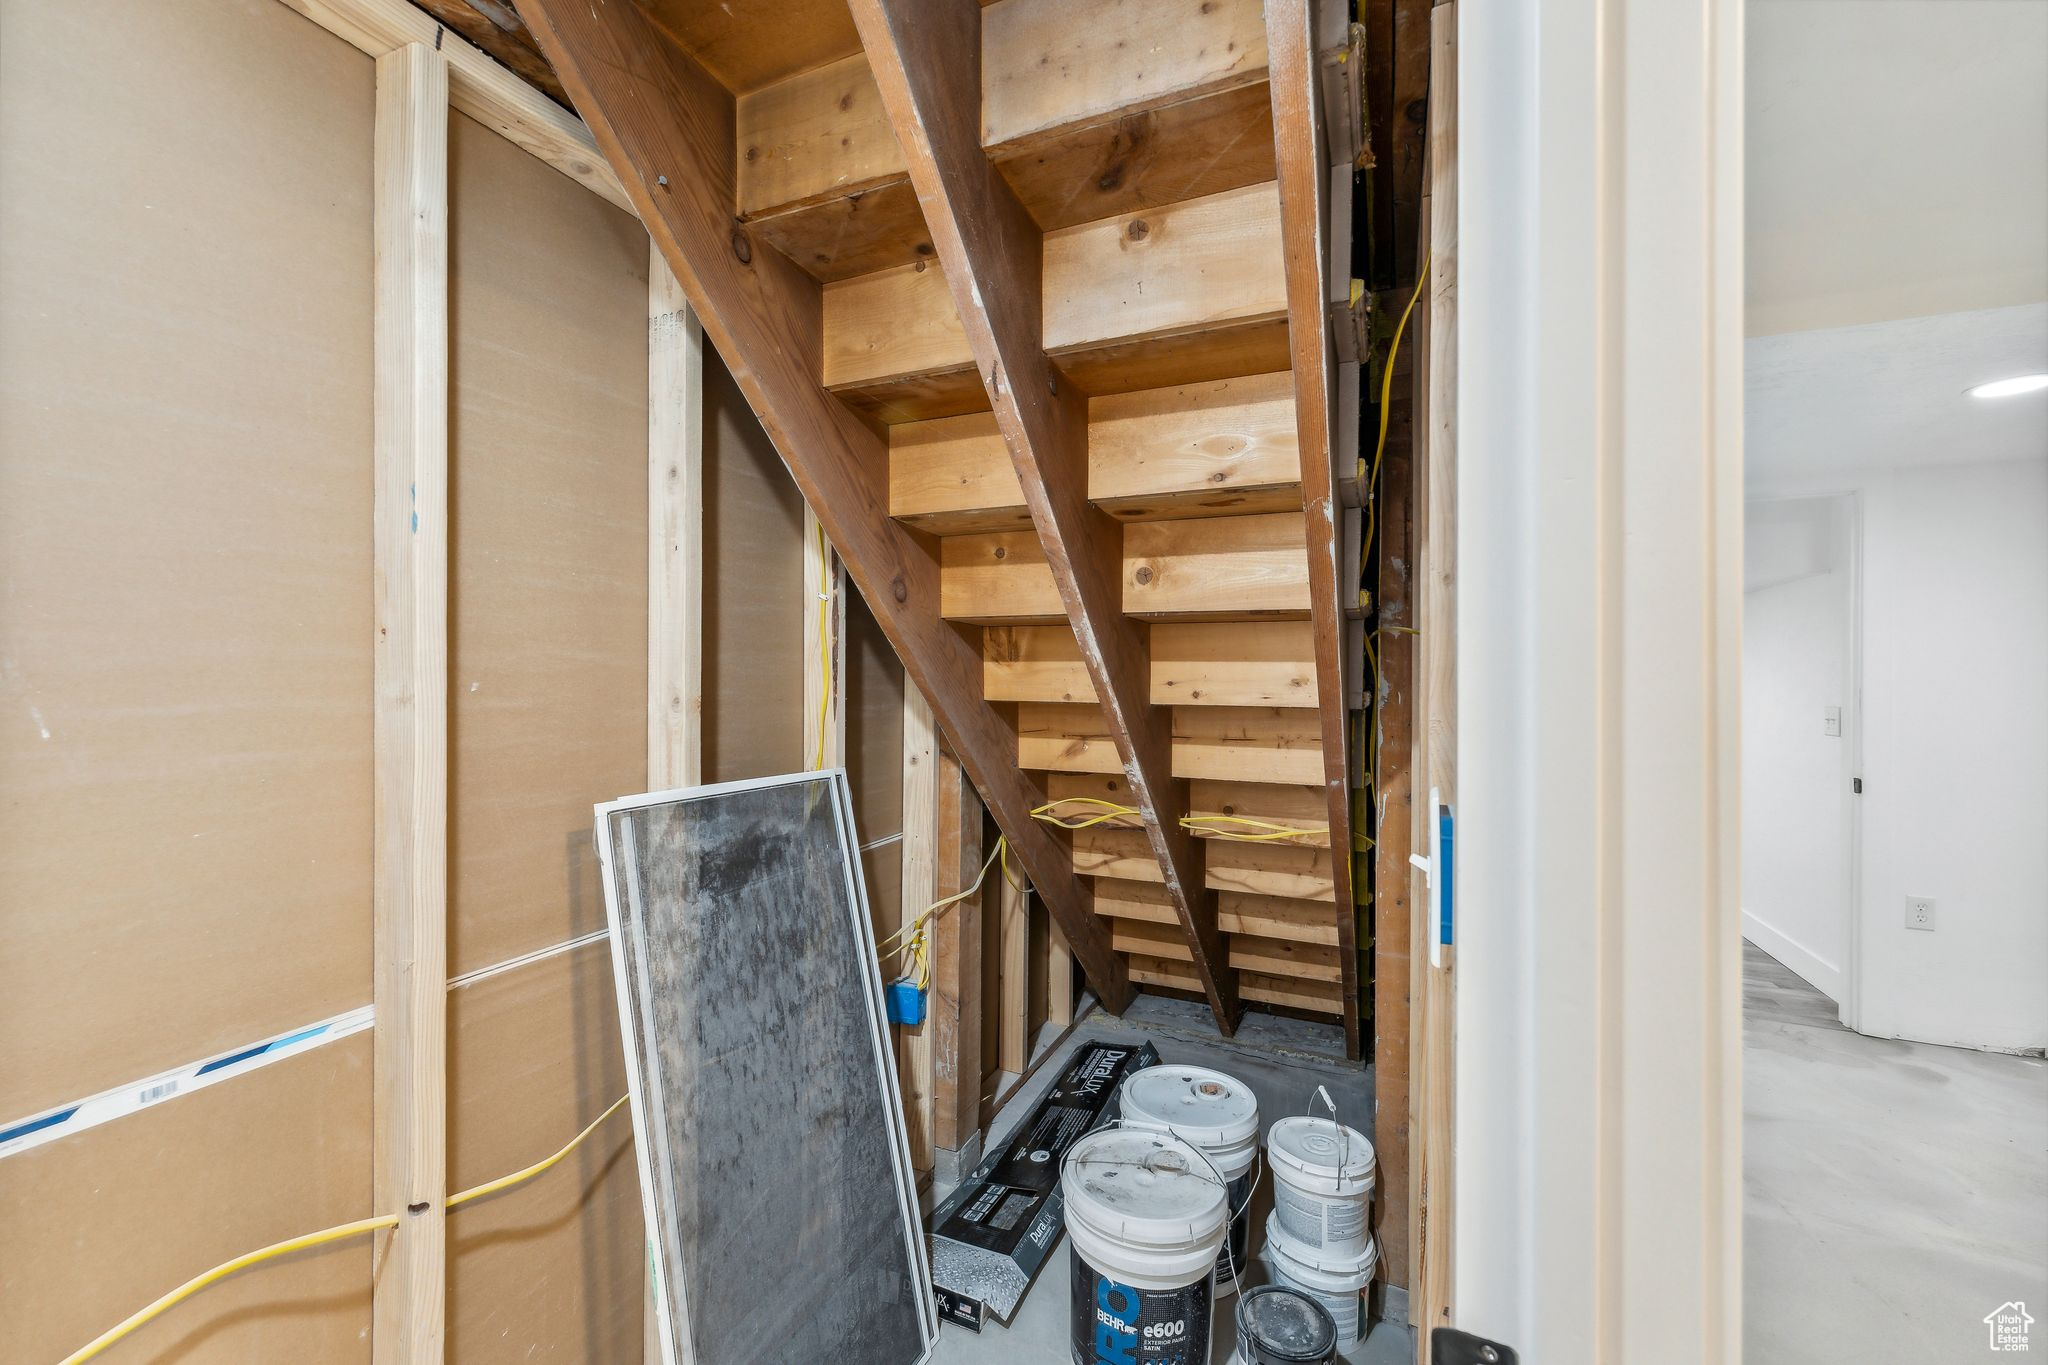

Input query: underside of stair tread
[733,0,1278,282]
[526,0,1361,1045]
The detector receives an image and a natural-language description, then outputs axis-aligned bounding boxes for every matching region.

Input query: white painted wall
[1753,459,2048,1051]
[1458,0,1744,1357]
[1742,496,1851,1001]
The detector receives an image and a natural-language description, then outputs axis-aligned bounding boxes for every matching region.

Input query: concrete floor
[1743,942,2048,1362]
[925,948,2048,1365]
[927,993,1411,1365]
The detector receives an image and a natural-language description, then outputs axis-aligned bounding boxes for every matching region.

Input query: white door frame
[1456,0,1744,1360]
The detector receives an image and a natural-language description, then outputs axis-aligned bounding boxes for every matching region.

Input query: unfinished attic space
[3,0,1463,1360]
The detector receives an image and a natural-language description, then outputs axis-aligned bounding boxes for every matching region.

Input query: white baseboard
[1742,911,1844,1004]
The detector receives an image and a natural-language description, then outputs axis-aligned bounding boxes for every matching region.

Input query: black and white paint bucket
[1228,1284,1339,1365]
[1264,1214,1378,1346]
[1064,1127,1229,1365]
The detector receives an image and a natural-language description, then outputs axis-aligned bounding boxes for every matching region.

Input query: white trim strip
[448,928,612,990]
[0,1006,375,1160]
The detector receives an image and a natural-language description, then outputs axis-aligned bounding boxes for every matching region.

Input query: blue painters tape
[1438,805,1455,948]
[0,1106,80,1148]
[193,1022,334,1077]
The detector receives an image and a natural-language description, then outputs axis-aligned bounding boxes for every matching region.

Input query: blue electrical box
[886,978,927,1027]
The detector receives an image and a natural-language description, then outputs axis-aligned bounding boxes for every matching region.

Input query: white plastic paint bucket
[1228,1283,1339,1364]
[1264,1113,1375,1257]
[1063,1127,1230,1365]
[1264,1214,1378,1346]
[1117,1065,1261,1293]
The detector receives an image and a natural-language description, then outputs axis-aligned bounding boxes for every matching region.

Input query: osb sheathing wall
[1,0,380,1354]
[0,0,878,1356]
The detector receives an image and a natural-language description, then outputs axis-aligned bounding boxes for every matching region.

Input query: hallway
[1744,944,2048,1361]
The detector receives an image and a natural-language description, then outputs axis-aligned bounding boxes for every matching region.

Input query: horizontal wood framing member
[1123,513,1312,620]
[888,371,1303,534]
[1016,701,1324,786]
[823,180,1291,406]
[984,621,1319,710]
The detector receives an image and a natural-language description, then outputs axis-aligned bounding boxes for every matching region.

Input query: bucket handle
[1307,1083,1351,1175]
[1213,1145,1265,1298]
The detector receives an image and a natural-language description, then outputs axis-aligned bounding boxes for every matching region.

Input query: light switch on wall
[1824,705,1842,737]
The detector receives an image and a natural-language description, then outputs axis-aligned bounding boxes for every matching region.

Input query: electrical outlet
[1905,896,1936,932]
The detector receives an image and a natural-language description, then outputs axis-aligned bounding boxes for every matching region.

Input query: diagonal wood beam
[1266,0,1363,1058]
[515,0,1131,1014]
[849,0,1240,1038]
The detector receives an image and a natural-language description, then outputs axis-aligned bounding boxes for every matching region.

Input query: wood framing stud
[371,40,449,1361]
[1411,6,1459,1351]
[1045,922,1075,1028]
[646,241,703,1365]
[850,0,1238,1035]
[804,507,847,770]
[999,868,1031,1074]
[1264,0,1362,1058]
[518,0,1130,1015]
[649,246,704,790]
[898,688,940,1171]
[1371,383,1416,1291]
[931,744,985,1154]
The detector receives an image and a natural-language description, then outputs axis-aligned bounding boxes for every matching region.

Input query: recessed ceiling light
[1968,373,2048,399]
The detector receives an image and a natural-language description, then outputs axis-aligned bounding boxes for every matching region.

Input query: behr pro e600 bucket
[1063,1127,1229,1365]
[1116,1065,1261,1294]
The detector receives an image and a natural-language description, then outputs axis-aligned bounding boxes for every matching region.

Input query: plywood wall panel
[850,588,908,937]
[447,942,643,1361]
[847,589,907,842]
[702,346,807,782]
[0,0,374,1119]
[0,1035,374,1363]
[446,112,649,977]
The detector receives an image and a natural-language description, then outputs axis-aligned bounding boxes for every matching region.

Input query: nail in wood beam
[372,40,449,1360]
[1264,0,1363,1058]
[517,0,1131,1014]
[849,0,1239,1036]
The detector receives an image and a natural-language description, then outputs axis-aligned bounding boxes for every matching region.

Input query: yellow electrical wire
[60,1094,633,1365]
[1361,251,1433,601]
[1029,797,1141,831]
[59,1214,403,1365]
[1024,796,1328,843]
[446,1094,630,1209]
[877,837,1006,958]
[1180,814,1330,843]
[877,799,1331,990]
